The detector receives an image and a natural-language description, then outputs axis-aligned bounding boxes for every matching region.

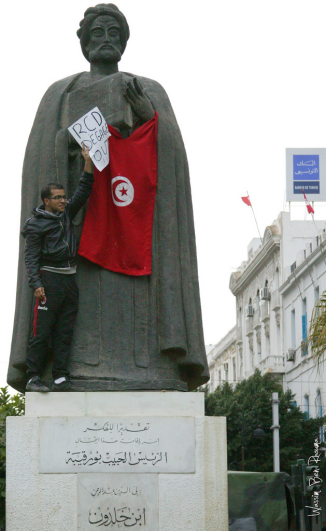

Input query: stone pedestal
[6,392,228,531]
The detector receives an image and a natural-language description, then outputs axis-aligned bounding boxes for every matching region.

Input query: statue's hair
[77,4,130,61]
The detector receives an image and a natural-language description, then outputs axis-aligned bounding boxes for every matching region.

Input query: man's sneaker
[52,377,72,392]
[26,376,50,392]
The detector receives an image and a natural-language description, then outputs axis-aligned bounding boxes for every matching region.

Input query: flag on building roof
[241,195,251,207]
[302,190,314,214]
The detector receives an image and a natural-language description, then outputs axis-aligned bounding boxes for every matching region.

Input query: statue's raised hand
[124,78,155,123]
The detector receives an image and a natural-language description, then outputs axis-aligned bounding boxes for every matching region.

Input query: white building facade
[208,211,326,422]
[280,229,326,425]
[206,327,236,393]
[229,221,282,383]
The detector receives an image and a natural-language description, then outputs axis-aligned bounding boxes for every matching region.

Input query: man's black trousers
[26,271,79,380]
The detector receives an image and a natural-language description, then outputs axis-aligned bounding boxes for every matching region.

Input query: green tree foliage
[0,387,25,528]
[205,370,325,473]
[307,290,326,365]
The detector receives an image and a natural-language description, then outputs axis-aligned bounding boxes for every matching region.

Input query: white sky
[2,0,326,392]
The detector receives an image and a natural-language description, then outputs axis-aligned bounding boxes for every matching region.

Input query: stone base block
[6,392,228,531]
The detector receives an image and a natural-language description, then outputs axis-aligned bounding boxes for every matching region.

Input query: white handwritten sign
[68,106,110,172]
[39,417,195,473]
[77,474,158,530]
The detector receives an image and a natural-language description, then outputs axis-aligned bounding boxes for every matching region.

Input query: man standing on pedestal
[24,145,93,392]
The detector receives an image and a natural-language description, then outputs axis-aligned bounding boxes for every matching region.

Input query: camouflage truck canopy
[228,472,294,531]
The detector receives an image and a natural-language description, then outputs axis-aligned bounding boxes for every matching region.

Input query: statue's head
[77,4,130,65]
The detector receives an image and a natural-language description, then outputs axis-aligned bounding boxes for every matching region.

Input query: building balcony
[259,355,285,374]
[253,310,261,329]
[236,326,243,344]
[261,301,270,323]
[246,317,253,336]
[271,290,280,311]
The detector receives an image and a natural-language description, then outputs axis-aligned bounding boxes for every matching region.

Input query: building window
[256,289,260,310]
[302,299,307,355]
[315,286,320,303]
[232,357,236,382]
[218,370,221,384]
[291,309,296,349]
[304,395,309,420]
[257,340,261,360]
[275,268,279,290]
[316,390,323,441]
[276,322,281,355]
[248,298,253,317]
[265,332,270,357]
[224,363,228,382]
[239,349,243,377]
[315,389,324,442]
[248,338,254,367]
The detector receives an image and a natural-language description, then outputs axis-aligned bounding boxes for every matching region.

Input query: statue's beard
[89,45,122,64]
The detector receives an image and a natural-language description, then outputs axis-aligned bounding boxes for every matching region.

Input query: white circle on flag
[111,176,134,207]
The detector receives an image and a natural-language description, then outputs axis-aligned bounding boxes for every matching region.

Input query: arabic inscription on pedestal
[78,474,158,530]
[39,417,195,473]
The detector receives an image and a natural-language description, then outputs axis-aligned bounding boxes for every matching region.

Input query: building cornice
[279,239,326,295]
[212,337,236,361]
[206,326,237,364]
[229,232,281,296]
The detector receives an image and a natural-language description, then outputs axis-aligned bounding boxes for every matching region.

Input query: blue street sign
[293,154,319,194]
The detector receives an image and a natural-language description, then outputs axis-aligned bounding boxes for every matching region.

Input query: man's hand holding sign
[69,107,111,172]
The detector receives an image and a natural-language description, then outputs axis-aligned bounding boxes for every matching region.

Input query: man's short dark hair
[41,183,65,202]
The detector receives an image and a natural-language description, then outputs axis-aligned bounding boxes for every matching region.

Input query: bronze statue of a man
[8,3,209,392]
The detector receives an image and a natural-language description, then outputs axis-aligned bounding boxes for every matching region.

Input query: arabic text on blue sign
[293,154,320,194]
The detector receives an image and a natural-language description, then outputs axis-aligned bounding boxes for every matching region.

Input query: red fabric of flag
[302,190,315,214]
[78,112,158,275]
[241,195,251,207]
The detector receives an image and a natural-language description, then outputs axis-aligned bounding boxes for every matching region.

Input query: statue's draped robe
[8,71,209,392]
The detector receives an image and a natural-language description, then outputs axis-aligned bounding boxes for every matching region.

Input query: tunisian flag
[302,189,315,214]
[241,195,251,207]
[78,112,158,275]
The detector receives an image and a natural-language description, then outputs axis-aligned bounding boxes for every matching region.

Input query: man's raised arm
[67,144,94,219]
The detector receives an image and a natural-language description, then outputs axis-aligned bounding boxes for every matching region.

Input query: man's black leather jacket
[21,171,94,290]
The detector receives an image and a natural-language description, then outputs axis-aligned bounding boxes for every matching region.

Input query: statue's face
[87,15,122,64]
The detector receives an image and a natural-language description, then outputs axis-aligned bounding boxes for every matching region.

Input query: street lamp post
[241,409,245,471]
[271,392,280,473]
